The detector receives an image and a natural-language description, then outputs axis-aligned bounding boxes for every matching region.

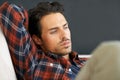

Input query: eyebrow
[48,22,68,31]
[48,27,58,31]
[63,23,68,27]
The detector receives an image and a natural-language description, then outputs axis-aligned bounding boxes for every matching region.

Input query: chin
[63,49,72,54]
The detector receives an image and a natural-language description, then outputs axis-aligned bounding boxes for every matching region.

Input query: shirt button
[50,63,53,66]
[68,68,71,72]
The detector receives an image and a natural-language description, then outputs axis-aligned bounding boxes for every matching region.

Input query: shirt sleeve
[0,2,37,79]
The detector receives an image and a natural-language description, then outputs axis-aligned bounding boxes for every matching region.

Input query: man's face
[40,12,72,55]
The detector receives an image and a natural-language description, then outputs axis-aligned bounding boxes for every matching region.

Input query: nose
[61,30,66,36]
[60,29,69,40]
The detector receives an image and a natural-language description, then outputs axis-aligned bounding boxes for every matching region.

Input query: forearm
[0,2,30,53]
[0,2,37,79]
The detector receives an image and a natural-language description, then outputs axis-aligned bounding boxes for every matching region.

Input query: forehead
[40,12,67,29]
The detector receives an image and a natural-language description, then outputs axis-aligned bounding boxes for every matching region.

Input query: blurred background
[1,0,120,54]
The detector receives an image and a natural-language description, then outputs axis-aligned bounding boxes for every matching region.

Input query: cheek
[44,38,59,51]
[67,30,71,37]
[42,35,59,47]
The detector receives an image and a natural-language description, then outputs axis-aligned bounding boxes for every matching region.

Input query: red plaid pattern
[0,2,86,80]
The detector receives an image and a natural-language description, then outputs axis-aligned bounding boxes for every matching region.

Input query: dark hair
[28,1,64,38]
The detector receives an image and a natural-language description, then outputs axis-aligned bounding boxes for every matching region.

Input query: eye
[64,26,68,29]
[63,23,69,30]
[64,24,69,29]
[50,29,57,34]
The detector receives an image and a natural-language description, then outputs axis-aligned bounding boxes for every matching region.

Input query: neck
[63,54,69,60]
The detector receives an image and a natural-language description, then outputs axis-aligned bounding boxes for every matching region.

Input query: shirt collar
[38,49,79,61]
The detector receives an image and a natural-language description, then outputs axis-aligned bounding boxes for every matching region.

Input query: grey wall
[1,0,120,54]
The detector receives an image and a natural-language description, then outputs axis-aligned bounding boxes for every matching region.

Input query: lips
[61,40,71,47]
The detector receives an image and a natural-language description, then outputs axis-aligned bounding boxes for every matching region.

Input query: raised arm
[0,2,37,79]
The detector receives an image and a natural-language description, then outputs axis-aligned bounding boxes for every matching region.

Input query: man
[0,1,85,80]
[28,1,72,60]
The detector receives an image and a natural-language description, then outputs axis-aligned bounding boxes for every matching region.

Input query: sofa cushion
[0,27,17,80]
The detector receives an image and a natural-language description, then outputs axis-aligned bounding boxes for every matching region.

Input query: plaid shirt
[0,2,85,80]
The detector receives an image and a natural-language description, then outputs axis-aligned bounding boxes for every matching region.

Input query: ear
[32,35,42,45]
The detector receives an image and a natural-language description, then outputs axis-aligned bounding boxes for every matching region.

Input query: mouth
[61,40,71,47]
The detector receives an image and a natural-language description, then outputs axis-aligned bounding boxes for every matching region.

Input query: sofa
[0,27,17,80]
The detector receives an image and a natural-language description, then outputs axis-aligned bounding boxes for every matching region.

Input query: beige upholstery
[76,41,120,80]
[0,27,17,80]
